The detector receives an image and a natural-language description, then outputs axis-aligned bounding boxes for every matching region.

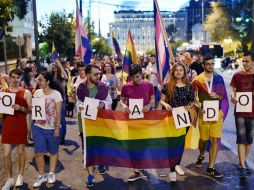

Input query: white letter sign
[0,92,15,115]
[32,98,46,120]
[203,100,219,121]
[236,92,252,113]
[82,97,100,120]
[172,106,191,129]
[129,99,144,119]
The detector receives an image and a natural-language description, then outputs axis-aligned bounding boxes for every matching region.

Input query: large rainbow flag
[83,110,186,169]
[123,29,138,74]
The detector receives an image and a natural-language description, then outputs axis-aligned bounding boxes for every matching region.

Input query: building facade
[109,10,174,55]
[11,0,34,57]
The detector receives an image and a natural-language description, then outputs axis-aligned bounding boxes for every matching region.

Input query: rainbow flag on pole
[50,43,58,63]
[83,110,186,169]
[123,29,138,74]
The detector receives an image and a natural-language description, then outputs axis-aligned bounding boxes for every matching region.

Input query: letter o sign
[2,95,12,107]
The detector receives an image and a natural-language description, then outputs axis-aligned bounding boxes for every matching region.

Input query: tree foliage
[204,2,237,43]
[0,0,29,32]
[39,10,75,56]
[91,37,112,58]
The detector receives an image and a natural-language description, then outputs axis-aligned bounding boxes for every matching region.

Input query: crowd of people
[0,51,253,189]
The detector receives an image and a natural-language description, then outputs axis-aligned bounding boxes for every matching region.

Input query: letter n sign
[172,106,191,129]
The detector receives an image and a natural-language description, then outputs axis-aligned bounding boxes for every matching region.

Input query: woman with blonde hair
[180,52,197,82]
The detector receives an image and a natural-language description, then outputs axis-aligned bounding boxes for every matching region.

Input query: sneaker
[127,172,141,182]
[195,156,204,168]
[175,165,185,176]
[15,175,24,187]
[33,175,47,188]
[27,138,34,145]
[2,178,14,190]
[98,165,107,175]
[245,162,252,174]
[206,168,223,178]
[48,172,56,184]
[239,168,247,178]
[86,175,95,188]
[169,172,177,182]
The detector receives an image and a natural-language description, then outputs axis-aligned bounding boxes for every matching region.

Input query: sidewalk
[0,116,253,190]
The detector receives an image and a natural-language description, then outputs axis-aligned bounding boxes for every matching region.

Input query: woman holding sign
[1,69,32,190]
[32,72,63,188]
[160,63,195,181]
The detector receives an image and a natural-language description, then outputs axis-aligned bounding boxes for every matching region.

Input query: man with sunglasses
[192,54,229,178]
[76,64,112,188]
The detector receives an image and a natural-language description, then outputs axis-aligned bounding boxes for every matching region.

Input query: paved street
[0,68,254,190]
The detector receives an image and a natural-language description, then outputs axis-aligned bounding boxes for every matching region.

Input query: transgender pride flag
[75,0,92,64]
[153,0,170,85]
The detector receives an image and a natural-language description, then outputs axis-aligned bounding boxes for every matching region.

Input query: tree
[231,0,253,50]
[0,0,29,32]
[204,2,237,43]
[91,37,112,58]
[39,10,75,56]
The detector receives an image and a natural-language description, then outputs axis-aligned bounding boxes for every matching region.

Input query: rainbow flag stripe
[84,110,186,169]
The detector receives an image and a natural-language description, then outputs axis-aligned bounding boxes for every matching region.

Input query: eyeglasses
[204,62,215,66]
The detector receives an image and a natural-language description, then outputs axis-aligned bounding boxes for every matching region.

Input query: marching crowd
[0,51,254,189]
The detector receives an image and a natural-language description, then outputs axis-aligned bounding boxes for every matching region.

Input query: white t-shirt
[33,89,63,129]
[146,62,158,87]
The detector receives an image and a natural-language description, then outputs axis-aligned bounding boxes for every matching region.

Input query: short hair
[76,62,85,69]
[150,54,155,57]
[129,64,142,77]
[243,52,254,61]
[85,64,100,75]
[203,54,214,64]
[9,68,22,77]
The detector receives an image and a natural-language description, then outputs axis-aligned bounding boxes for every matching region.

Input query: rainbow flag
[123,29,138,74]
[84,110,186,169]
[112,31,122,59]
[50,43,58,63]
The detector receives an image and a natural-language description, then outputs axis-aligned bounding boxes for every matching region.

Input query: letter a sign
[0,92,16,115]
[129,99,144,119]
[32,98,46,120]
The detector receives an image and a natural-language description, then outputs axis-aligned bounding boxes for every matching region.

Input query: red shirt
[230,71,254,117]
[121,80,154,106]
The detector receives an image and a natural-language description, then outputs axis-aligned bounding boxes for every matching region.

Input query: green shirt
[88,86,98,98]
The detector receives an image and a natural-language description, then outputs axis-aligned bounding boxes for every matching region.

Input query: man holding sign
[1,69,32,190]
[192,55,229,178]
[77,64,112,188]
[120,64,155,181]
[230,52,254,177]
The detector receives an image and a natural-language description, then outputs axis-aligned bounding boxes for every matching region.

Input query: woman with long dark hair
[160,63,195,182]
[21,67,37,144]
[32,72,63,188]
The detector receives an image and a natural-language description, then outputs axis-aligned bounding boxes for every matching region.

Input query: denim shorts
[235,117,254,144]
[32,125,61,155]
